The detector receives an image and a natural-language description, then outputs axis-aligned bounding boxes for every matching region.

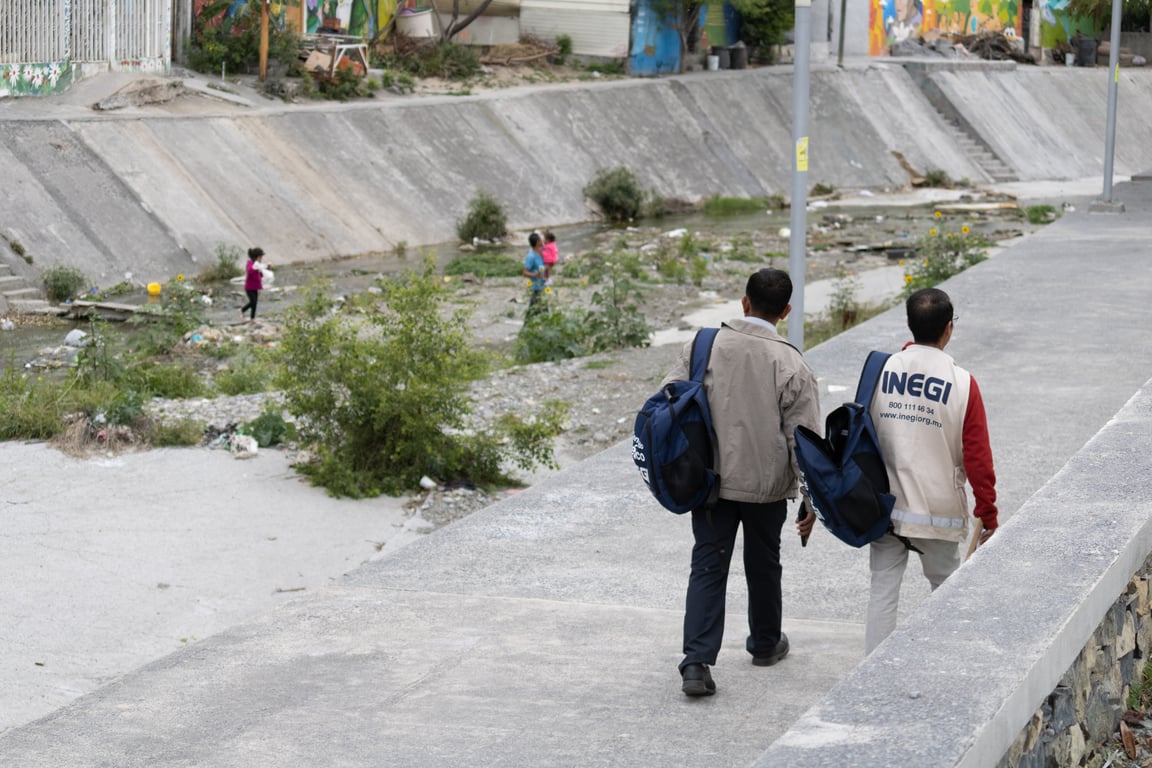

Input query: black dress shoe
[752,633,790,667]
[681,663,716,696]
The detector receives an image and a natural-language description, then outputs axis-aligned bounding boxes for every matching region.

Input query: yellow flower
[526,280,532,287]
[929,228,937,237]
[904,275,913,283]
[961,225,970,234]
[898,259,905,266]
[177,274,184,282]
[545,286,552,294]
[934,211,942,219]
[443,276,451,283]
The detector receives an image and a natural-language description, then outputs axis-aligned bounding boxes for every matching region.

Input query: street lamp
[788,0,812,349]
[1092,0,1126,213]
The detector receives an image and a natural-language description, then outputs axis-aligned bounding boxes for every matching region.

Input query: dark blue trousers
[680,498,787,670]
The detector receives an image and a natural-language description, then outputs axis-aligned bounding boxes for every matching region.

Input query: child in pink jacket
[240,247,265,320]
[541,231,559,285]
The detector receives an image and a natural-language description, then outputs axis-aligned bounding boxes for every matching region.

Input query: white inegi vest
[868,345,972,543]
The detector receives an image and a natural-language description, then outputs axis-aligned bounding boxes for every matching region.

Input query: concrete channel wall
[4,62,1152,288]
[756,379,1152,767]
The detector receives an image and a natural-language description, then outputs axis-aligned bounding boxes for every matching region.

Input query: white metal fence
[0,0,70,63]
[0,0,170,67]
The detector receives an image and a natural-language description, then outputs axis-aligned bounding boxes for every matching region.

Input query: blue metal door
[629,0,680,75]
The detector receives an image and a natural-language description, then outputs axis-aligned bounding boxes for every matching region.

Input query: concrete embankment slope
[4,62,1152,287]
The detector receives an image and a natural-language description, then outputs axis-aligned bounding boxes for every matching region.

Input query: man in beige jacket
[663,268,821,697]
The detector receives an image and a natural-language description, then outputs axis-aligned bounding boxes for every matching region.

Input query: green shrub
[923,168,953,188]
[581,257,653,351]
[0,370,68,440]
[724,235,758,263]
[313,65,375,102]
[133,362,210,399]
[380,70,414,93]
[243,409,295,447]
[677,231,701,259]
[456,192,509,243]
[214,357,272,396]
[129,280,209,354]
[198,243,245,283]
[514,304,589,363]
[148,418,206,447]
[186,1,301,76]
[556,34,573,56]
[828,263,861,332]
[374,42,481,80]
[105,389,146,426]
[810,182,835,197]
[42,265,89,303]
[586,59,625,75]
[444,252,522,278]
[66,379,122,418]
[653,243,687,283]
[1025,204,1059,225]
[1128,659,1152,711]
[729,0,793,60]
[9,239,31,262]
[276,262,560,497]
[533,248,654,355]
[902,226,989,296]
[689,253,709,287]
[584,167,645,222]
[93,280,137,299]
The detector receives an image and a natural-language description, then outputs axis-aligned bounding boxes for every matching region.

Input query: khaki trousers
[864,533,960,654]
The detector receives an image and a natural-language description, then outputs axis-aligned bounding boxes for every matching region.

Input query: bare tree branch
[442,0,496,40]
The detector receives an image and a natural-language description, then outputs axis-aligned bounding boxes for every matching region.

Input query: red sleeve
[962,376,998,529]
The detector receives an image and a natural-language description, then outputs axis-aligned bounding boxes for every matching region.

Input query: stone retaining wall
[1003,567,1152,767]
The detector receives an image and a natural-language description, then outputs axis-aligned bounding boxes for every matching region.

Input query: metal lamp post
[788,0,812,349]
[1093,0,1126,213]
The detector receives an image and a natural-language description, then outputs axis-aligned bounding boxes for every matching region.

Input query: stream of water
[0,196,1047,373]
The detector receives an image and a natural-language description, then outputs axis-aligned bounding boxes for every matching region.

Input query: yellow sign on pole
[796,136,809,172]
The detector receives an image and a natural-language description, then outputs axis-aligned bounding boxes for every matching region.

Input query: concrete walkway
[2,180,1151,766]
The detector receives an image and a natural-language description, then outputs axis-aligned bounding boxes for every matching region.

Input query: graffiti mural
[305,0,394,35]
[870,0,1022,55]
[1038,0,1098,47]
[0,61,74,96]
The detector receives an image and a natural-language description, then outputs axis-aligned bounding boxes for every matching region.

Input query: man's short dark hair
[528,232,541,248]
[906,288,954,343]
[746,268,792,317]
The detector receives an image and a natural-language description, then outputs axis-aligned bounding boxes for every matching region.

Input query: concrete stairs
[0,263,56,315]
[942,118,1018,183]
[899,63,1019,185]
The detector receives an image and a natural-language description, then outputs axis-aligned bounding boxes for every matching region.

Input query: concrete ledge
[1089,199,1127,213]
[755,378,1152,768]
[898,59,1019,74]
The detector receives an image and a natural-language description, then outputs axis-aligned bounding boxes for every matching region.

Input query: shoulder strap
[689,328,719,383]
[854,350,891,407]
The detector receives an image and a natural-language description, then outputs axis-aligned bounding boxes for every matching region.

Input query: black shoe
[681,663,716,696]
[752,633,790,667]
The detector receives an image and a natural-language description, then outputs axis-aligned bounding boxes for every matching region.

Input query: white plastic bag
[230,434,259,459]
